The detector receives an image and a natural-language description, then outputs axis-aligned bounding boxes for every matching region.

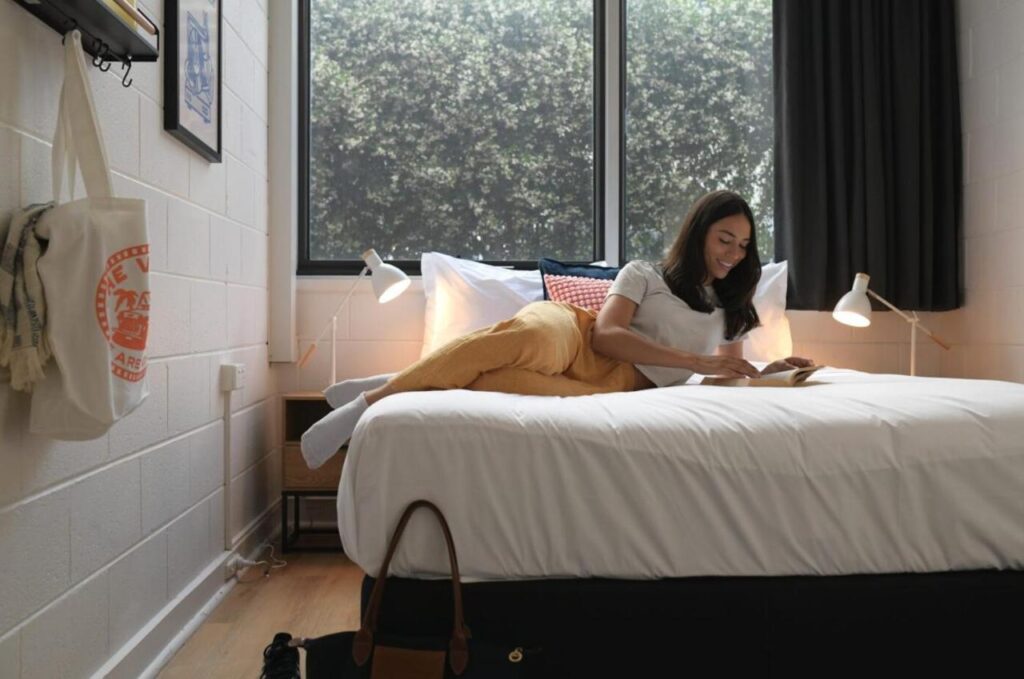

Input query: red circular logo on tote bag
[95,244,149,382]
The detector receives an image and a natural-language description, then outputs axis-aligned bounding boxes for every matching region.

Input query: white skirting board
[95,501,282,679]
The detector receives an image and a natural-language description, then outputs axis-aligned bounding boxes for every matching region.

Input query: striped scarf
[0,203,53,391]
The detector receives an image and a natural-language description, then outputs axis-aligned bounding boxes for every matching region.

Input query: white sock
[324,373,395,408]
[300,393,369,469]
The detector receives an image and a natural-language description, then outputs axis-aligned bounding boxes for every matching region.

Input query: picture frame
[164,0,222,162]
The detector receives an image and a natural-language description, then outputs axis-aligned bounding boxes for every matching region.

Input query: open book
[701,364,825,387]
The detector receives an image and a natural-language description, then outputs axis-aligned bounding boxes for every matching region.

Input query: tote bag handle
[353,499,471,675]
[52,30,113,203]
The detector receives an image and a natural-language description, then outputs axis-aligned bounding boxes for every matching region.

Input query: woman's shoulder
[620,259,663,277]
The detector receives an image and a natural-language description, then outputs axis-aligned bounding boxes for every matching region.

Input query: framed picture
[164,0,222,162]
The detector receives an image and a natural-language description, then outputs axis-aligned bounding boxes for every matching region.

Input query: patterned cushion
[542,274,614,311]
[538,258,620,300]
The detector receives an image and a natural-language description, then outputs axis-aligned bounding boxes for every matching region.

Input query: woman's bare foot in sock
[324,372,395,408]
[300,393,369,468]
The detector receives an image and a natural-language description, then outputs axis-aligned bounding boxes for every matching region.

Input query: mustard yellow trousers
[388,301,637,396]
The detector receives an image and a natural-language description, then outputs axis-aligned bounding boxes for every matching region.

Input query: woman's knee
[513,314,580,368]
[511,302,579,340]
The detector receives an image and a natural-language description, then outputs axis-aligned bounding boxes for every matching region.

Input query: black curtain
[774,0,962,311]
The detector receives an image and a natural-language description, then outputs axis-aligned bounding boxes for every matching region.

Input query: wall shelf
[14,0,159,63]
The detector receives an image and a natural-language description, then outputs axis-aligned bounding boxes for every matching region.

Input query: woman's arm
[592,295,760,378]
[717,339,816,376]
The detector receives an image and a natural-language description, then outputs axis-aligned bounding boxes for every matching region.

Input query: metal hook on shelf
[120,56,133,88]
[98,41,115,72]
[90,37,105,67]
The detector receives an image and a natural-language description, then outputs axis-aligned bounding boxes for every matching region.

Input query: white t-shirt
[606,260,745,387]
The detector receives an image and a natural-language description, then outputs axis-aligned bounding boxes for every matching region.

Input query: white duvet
[337,368,1024,581]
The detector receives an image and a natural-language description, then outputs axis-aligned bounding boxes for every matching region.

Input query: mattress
[336,367,1024,581]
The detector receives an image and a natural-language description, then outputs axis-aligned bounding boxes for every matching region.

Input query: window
[624,0,774,264]
[302,0,600,273]
[300,1,773,273]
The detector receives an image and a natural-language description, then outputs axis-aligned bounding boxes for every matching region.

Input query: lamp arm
[295,266,369,368]
[865,288,912,321]
[865,289,950,350]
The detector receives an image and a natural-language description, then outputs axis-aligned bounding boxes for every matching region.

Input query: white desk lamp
[832,273,949,376]
[296,248,411,385]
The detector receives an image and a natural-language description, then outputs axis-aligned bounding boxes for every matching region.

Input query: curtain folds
[773,0,962,311]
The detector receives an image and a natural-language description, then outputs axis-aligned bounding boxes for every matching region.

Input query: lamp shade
[362,248,411,303]
[832,273,872,327]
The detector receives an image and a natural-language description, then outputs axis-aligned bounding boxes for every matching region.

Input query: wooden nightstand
[281,392,346,552]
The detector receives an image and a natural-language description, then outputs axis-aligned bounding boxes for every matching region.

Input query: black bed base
[361,569,1024,677]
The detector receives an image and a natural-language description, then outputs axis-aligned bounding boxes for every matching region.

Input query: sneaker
[260,632,300,679]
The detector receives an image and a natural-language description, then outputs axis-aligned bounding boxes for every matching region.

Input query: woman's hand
[760,356,815,376]
[688,355,761,379]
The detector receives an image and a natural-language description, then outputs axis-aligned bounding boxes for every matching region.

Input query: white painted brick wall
[107,533,169,652]
[229,449,281,539]
[230,402,276,483]
[20,571,110,679]
[19,428,110,499]
[149,274,192,357]
[209,489,226,558]
[70,459,142,583]
[0,629,19,679]
[168,358,215,432]
[141,438,192,535]
[189,280,229,352]
[189,153,229,214]
[189,422,225,503]
[210,214,242,282]
[166,500,212,596]
[956,0,1024,382]
[139,97,191,198]
[0,390,20,508]
[168,199,212,278]
[0,489,71,634]
[0,1,275,676]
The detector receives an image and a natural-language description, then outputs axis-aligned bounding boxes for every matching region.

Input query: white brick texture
[957,0,1024,383]
[0,3,273,673]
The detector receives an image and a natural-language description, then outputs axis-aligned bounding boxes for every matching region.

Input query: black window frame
[297,0,614,275]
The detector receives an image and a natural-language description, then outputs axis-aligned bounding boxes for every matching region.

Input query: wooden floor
[159,552,363,678]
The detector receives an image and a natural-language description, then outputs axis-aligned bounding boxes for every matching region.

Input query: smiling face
[703,213,752,282]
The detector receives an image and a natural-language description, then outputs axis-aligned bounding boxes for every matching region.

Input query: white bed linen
[337,368,1024,581]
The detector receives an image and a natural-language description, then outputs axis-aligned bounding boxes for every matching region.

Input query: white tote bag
[30,31,149,440]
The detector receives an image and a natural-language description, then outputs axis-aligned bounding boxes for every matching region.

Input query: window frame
[297,0,616,275]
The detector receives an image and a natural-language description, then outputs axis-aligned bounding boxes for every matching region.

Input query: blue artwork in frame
[164,0,222,162]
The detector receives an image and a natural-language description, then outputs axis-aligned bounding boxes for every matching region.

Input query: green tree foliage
[309,0,772,264]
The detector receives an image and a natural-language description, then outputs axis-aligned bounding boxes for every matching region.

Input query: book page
[757,368,799,383]
[701,365,824,387]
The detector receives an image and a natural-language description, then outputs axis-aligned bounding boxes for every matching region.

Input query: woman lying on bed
[301,189,813,468]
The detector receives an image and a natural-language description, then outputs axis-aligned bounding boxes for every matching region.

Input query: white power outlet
[219,363,246,392]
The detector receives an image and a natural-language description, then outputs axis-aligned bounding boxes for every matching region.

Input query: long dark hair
[660,190,761,341]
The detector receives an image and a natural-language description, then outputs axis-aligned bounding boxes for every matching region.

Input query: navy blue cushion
[538,258,621,300]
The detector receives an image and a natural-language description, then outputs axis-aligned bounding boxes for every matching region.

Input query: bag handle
[52,30,113,203]
[353,500,470,675]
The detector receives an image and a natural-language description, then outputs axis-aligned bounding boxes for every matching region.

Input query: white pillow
[744,260,793,362]
[419,252,792,363]
[420,252,544,357]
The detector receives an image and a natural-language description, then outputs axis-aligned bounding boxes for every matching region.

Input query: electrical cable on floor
[234,543,289,583]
